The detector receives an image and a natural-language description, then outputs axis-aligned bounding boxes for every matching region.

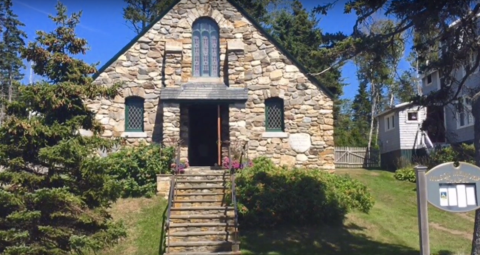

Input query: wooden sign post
[416,162,480,254]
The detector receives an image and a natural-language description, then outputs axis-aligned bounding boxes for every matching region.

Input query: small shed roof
[375,102,423,118]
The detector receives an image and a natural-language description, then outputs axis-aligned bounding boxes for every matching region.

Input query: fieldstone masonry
[87,0,335,169]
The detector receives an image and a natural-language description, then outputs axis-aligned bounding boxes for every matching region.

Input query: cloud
[13,0,109,35]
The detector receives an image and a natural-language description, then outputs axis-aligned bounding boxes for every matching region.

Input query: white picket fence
[334,146,380,168]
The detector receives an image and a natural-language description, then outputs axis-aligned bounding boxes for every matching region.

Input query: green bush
[394,166,416,183]
[103,143,175,198]
[428,143,475,168]
[233,157,375,228]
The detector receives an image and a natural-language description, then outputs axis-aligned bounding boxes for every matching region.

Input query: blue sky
[11,0,412,100]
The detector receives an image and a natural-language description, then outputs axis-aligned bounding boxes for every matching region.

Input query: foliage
[233,0,277,25]
[269,0,344,97]
[428,143,475,168]
[0,0,26,118]
[234,157,374,228]
[123,0,175,34]
[102,144,174,198]
[394,166,416,183]
[0,3,125,254]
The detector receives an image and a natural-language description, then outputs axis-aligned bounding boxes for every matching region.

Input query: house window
[192,18,219,77]
[408,112,418,121]
[125,96,144,132]
[427,74,432,84]
[456,96,473,128]
[265,97,284,132]
[385,113,395,131]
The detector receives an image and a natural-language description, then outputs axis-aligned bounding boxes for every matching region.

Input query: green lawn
[240,169,474,255]
[98,169,474,255]
[96,197,167,255]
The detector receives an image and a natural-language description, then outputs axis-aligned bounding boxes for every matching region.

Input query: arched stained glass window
[192,18,219,77]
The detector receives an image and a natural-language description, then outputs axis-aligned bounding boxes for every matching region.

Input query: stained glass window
[125,97,144,132]
[193,33,200,76]
[265,97,284,132]
[192,18,219,77]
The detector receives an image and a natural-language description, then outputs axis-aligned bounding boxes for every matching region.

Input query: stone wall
[88,0,335,169]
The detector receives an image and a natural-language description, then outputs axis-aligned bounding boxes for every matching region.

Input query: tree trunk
[8,71,12,102]
[367,83,376,158]
[470,91,480,255]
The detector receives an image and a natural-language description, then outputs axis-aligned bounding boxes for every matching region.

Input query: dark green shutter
[265,98,284,132]
[125,97,144,132]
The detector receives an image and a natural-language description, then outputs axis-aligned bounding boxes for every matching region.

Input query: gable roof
[93,0,335,99]
[374,102,424,118]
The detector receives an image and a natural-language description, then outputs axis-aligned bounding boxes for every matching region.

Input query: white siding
[399,106,427,150]
[378,111,400,154]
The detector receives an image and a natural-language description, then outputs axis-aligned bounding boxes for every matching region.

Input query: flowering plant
[171,159,189,174]
[222,157,253,171]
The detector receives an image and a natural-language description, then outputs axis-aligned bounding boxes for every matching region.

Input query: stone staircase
[164,167,240,255]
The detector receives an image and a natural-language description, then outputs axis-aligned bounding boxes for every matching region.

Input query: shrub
[394,166,416,183]
[428,143,475,168]
[103,143,175,198]
[233,157,374,228]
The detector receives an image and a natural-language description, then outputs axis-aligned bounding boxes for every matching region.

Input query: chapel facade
[88,0,335,169]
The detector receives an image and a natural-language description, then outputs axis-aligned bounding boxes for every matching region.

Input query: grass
[96,169,474,255]
[96,196,167,255]
[240,169,474,255]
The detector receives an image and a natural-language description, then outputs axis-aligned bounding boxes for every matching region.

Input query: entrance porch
[163,102,232,168]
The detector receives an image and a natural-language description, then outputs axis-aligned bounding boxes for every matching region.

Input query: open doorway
[188,104,218,166]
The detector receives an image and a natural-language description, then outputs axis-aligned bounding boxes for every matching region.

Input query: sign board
[425,162,480,213]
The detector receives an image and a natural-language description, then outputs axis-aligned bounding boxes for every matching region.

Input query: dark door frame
[187,103,219,167]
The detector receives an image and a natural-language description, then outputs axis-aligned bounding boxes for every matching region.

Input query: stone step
[169,222,237,234]
[175,185,228,194]
[164,252,241,255]
[176,180,227,189]
[177,179,227,184]
[166,241,239,253]
[174,192,227,201]
[170,214,235,224]
[167,231,237,243]
[173,199,227,208]
[171,206,234,216]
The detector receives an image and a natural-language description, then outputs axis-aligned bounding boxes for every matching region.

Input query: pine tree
[0,0,26,123]
[123,0,175,34]
[232,0,276,25]
[269,0,343,96]
[0,3,124,254]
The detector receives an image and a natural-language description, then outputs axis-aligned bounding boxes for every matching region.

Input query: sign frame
[425,162,480,213]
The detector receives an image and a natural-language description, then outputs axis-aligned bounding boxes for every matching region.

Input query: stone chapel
[88,0,335,169]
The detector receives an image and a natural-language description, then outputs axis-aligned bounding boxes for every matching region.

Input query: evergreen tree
[0,0,26,123]
[349,81,372,146]
[123,0,175,34]
[0,3,124,254]
[233,0,277,25]
[269,0,343,96]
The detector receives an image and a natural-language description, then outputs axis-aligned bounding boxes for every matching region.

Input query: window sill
[262,132,288,138]
[406,120,419,124]
[385,128,395,132]
[457,123,473,130]
[121,132,148,138]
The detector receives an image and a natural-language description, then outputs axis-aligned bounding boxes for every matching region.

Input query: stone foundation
[156,174,173,199]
